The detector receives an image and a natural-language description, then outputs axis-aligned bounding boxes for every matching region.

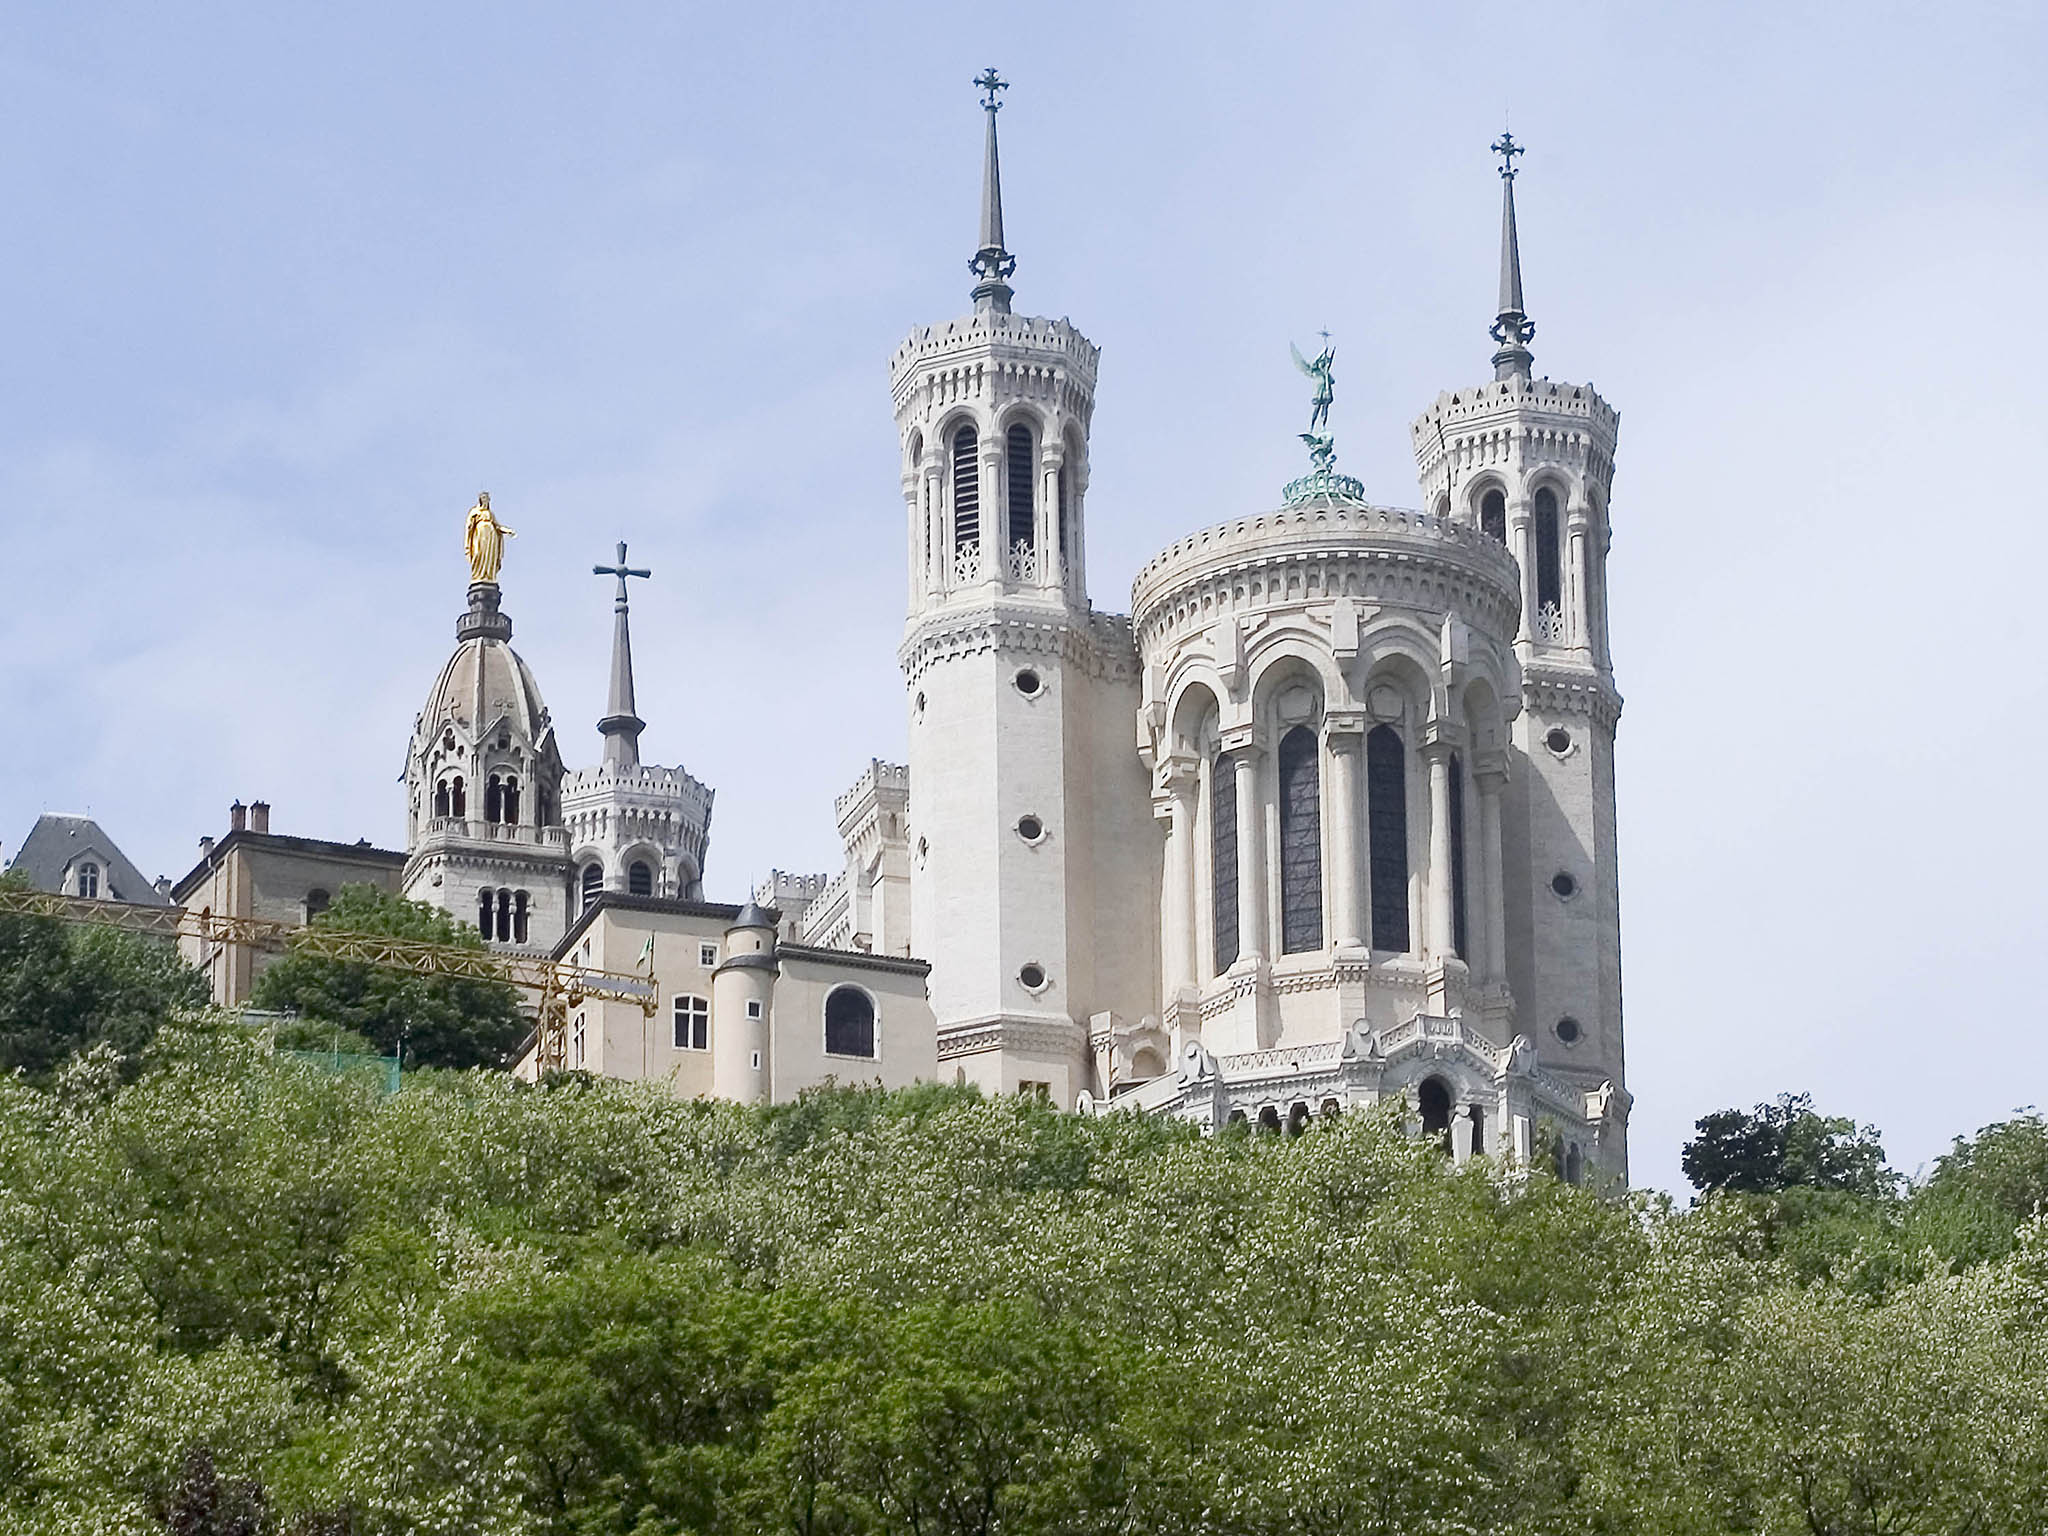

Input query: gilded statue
[464,492,515,583]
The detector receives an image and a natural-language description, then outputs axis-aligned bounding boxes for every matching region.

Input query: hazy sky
[3,2,2043,1194]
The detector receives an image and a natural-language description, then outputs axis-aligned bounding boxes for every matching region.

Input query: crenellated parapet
[1409,377,1619,520]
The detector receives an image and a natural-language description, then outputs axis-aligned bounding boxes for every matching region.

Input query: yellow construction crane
[0,885,656,1075]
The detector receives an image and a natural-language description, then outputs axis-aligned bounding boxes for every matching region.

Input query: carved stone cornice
[1521,667,1624,732]
[899,605,1140,687]
[936,1015,1086,1062]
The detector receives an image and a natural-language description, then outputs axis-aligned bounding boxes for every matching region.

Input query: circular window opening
[1545,726,1572,754]
[1016,815,1044,843]
[1014,668,1042,697]
[1018,963,1047,991]
[1555,1016,1582,1045]
[1551,871,1578,899]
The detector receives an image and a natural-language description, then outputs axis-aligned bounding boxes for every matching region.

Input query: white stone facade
[562,762,712,906]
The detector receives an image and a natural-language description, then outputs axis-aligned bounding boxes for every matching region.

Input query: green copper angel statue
[1291,336,1335,437]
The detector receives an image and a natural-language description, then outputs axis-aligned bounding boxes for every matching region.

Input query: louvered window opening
[952,426,979,551]
[1006,425,1035,551]
[1367,725,1410,952]
[1277,726,1323,954]
[1211,755,1239,974]
[1534,487,1562,612]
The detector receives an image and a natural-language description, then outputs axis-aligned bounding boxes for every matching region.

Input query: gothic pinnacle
[1489,130,1536,382]
[969,67,1016,315]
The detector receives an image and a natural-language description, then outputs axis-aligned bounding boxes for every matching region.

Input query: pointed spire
[1489,131,1536,381]
[969,68,1016,314]
[592,542,651,772]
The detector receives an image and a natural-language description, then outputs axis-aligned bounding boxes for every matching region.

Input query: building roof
[552,890,756,959]
[6,814,172,906]
[171,829,406,903]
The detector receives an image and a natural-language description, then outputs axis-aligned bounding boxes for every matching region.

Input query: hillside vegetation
[1,1013,2044,1535]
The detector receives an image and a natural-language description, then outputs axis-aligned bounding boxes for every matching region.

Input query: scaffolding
[0,885,657,1075]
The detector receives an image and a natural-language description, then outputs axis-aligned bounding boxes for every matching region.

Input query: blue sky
[2,2,2043,1193]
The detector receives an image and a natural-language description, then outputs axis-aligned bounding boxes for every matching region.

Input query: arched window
[628,860,653,897]
[1418,1076,1452,1152]
[503,777,520,825]
[477,888,494,937]
[1468,1105,1487,1157]
[581,863,603,912]
[1211,752,1239,974]
[1367,725,1410,952]
[434,779,451,818]
[1534,487,1562,615]
[825,986,876,1058]
[513,890,529,944]
[951,425,979,552]
[484,776,502,823]
[1480,487,1506,543]
[305,889,330,922]
[1449,751,1469,960]
[76,862,99,899]
[1277,726,1323,954]
[450,777,466,818]
[1005,423,1035,553]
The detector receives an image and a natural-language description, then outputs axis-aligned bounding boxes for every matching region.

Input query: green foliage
[1682,1091,1895,1198]
[2,1023,2047,1533]
[0,870,209,1081]
[248,886,524,1070]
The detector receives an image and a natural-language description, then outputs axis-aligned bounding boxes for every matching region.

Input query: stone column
[1224,735,1267,965]
[904,468,924,605]
[1474,758,1509,986]
[982,440,1005,583]
[1039,443,1065,594]
[1324,718,1366,950]
[924,462,945,596]
[1159,759,1199,999]
[1509,495,1534,645]
[1423,740,1456,963]
[1566,497,1591,653]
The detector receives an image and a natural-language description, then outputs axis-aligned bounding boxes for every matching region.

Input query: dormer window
[76,862,99,899]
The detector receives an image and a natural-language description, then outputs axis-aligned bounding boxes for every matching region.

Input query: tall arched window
[825,985,876,1058]
[496,889,512,943]
[434,779,451,818]
[1277,726,1323,954]
[951,425,979,552]
[503,777,520,825]
[1418,1075,1453,1153]
[1449,750,1469,960]
[512,890,529,944]
[1367,724,1410,953]
[1005,423,1035,554]
[477,888,494,937]
[1211,753,1239,974]
[1534,487,1562,615]
[628,860,653,897]
[1481,488,1506,543]
[484,776,503,823]
[581,863,603,912]
[450,777,466,817]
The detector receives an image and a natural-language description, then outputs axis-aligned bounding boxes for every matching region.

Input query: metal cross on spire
[975,67,1007,111]
[1492,129,1524,180]
[592,541,651,772]
[969,68,1017,313]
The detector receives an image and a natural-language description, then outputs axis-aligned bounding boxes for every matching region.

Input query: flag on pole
[638,934,655,973]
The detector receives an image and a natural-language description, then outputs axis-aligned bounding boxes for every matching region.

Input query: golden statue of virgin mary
[464,492,515,583]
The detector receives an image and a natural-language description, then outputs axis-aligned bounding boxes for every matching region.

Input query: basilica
[156,81,1633,1180]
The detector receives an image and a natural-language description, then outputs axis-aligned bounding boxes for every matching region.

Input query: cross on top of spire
[969,68,1016,313]
[593,540,651,604]
[975,67,1007,111]
[1492,129,1524,180]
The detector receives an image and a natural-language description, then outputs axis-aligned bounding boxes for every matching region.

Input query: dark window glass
[951,425,979,551]
[513,890,529,944]
[1367,725,1410,952]
[825,986,876,1058]
[484,777,502,823]
[1277,725,1323,954]
[1006,424,1035,551]
[628,861,653,897]
[1212,753,1239,973]
[78,863,99,899]
[496,889,511,943]
[581,863,603,911]
[1534,487,1562,613]
[434,780,450,818]
[1419,1076,1452,1152]
[478,888,493,938]
[306,889,330,920]
[1449,751,1469,960]
[1469,1105,1486,1156]
[450,777,466,818]
[503,777,520,824]
[1481,488,1506,542]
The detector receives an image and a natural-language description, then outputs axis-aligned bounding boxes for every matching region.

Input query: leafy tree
[1682,1091,1896,1198]
[0,869,208,1081]
[248,885,525,1069]
[1908,1111,2048,1264]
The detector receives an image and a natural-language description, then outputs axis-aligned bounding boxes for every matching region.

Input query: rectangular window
[745,999,763,1020]
[672,995,709,1051]
[1018,1080,1051,1100]
[572,1015,586,1069]
[699,942,718,967]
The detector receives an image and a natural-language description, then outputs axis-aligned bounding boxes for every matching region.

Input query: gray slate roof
[6,814,172,906]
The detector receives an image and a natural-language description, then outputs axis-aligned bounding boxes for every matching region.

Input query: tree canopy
[247,886,526,1069]
[1681,1091,1894,1198]
[0,1016,2043,1534]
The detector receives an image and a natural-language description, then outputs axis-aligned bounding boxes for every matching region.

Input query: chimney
[251,801,271,834]
[199,835,215,859]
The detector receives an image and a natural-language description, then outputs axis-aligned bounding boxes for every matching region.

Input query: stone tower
[1409,135,1626,1140]
[403,555,575,950]
[560,542,714,913]
[893,72,1158,1102]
